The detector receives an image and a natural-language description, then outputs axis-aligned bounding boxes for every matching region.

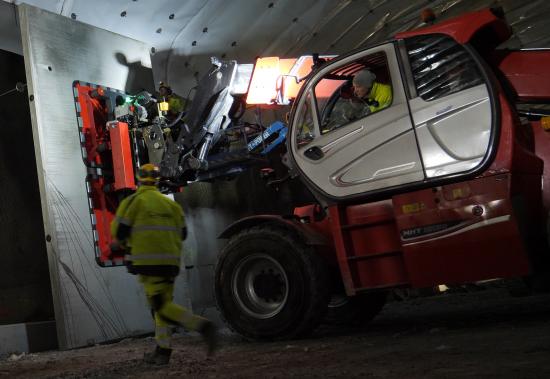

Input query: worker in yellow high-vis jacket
[325,69,393,132]
[110,163,217,365]
[158,82,185,120]
[351,69,392,114]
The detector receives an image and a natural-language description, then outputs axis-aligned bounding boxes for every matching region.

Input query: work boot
[198,321,218,356]
[143,345,172,365]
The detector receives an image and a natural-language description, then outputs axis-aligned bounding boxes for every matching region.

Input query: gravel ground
[1,287,550,378]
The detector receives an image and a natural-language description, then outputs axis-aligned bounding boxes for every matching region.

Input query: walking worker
[110,163,217,365]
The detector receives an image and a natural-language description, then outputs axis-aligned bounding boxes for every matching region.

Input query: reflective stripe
[404,215,511,246]
[116,216,132,226]
[132,225,181,232]
[155,326,171,349]
[125,254,180,262]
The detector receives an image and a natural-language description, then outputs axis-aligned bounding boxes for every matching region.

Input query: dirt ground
[1,287,550,378]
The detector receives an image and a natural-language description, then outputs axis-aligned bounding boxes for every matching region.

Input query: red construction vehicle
[75,7,550,340]
[213,7,550,340]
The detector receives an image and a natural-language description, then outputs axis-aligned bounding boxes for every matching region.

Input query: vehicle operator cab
[318,52,393,134]
[291,36,494,200]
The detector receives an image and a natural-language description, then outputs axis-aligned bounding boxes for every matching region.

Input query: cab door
[402,35,493,178]
[289,43,424,199]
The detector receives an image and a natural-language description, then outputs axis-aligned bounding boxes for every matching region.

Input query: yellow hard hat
[159,81,172,90]
[137,163,160,184]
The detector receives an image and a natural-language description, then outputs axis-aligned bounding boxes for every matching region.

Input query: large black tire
[325,291,387,326]
[214,225,330,340]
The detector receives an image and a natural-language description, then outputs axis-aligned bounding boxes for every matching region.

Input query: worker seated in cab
[324,69,392,132]
[352,69,392,114]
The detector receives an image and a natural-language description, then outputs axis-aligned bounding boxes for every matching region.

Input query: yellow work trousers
[139,275,207,349]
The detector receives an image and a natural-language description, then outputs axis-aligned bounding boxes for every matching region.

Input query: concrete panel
[18,4,163,349]
[0,321,57,356]
[0,324,27,355]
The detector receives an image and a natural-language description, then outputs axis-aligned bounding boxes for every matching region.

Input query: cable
[0,82,26,98]
[47,177,129,337]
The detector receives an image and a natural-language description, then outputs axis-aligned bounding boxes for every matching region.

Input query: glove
[366,99,379,107]
[108,240,127,259]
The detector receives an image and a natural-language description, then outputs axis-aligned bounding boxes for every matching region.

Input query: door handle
[304,146,324,160]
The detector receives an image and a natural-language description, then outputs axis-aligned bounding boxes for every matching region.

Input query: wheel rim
[231,253,289,319]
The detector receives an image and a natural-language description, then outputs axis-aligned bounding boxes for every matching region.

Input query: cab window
[405,35,484,101]
[315,52,393,134]
[294,91,316,147]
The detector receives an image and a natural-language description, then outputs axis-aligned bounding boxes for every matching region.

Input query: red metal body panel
[395,8,510,45]
[293,205,337,265]
[328,204,359,294]
[491,50,550,103]
[321,174,533,293]
[108,121,136,191]
[394,175,530,287]
[328,202,408,295]
[293,205,333,244]
[488,94,515,173]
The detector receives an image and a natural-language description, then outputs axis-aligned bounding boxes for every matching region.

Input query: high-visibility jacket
[367,82,392,113]
[324,82,393,132]
[110,185,185,276]
[167,94,184,115]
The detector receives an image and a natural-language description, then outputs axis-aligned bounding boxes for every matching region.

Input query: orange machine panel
[108,121,136,191]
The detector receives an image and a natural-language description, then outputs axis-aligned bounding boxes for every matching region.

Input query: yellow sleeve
[110,194,138,239]
[169,96,184,113]
[380,84,392,109]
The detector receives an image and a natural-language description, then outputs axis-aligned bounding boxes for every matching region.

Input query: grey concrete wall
[18,4,161,349]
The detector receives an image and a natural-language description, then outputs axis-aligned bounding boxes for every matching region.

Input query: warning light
[246,55,335,105]
[246,57,281,105]
[541,116,550,131]
[159,101,169,112]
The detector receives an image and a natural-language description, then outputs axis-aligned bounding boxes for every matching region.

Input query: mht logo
[401,220,462,239]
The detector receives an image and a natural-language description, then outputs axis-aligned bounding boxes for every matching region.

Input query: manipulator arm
[159,59,243,181]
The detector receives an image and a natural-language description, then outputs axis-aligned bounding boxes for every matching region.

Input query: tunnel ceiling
[2,0,550,94]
